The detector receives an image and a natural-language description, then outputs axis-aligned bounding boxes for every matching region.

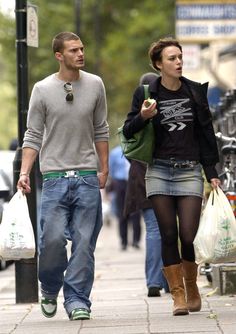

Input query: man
[17,32,109,321]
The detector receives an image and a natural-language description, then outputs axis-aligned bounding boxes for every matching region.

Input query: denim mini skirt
[145,158,204,198]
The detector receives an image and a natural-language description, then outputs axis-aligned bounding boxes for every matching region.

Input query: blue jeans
[143,208,168,291]
[38,175,102,315]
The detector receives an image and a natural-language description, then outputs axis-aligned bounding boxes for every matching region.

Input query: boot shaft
[182,260,201,312]
[163,263,185,291]
[163,264,188,316]
[182,260,198,282]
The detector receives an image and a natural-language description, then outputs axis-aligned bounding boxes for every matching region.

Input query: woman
[123,37,220,316]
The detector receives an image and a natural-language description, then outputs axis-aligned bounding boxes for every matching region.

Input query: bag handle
[143,84,149,100]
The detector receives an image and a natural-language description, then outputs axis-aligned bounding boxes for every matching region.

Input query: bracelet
[99,171,108,176]
[20,172,29,177]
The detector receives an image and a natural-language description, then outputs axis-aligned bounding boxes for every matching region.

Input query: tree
[0,0,175,149]
[0,11,17,149]
[87,0,176,144]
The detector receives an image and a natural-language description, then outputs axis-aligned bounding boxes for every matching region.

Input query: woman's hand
[210,178,221,189]
[140,99,157,120]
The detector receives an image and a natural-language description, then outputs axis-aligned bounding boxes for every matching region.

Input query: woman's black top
[123,76,219,182]
[156,81,199,161]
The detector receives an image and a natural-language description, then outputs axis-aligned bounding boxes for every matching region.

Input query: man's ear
[55,52,63,61]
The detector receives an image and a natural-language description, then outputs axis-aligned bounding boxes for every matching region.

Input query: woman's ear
[155,61,161,71]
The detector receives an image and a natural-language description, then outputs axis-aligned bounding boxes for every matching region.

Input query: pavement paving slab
[1,219,236,334]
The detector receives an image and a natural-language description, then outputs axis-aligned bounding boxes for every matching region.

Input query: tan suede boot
[163,264,189,316]
[182,260,201,312]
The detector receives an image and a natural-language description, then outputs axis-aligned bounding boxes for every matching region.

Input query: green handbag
[118,85,155,165]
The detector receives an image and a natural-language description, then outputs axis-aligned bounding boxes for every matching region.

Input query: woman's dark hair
[148,37,182,71]
[52,32,80,53]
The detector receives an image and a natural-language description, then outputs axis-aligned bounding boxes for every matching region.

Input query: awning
[219,44,236,58]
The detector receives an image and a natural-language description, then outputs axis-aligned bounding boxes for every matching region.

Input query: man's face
[57,39,85,70]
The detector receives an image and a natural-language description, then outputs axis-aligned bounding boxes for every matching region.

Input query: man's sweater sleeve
[94,78,109,142]
[23,84,45,151]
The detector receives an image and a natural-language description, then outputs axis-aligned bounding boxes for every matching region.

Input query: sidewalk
[0,219,236,334]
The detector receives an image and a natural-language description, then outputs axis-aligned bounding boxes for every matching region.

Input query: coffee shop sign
[176,1,236,42]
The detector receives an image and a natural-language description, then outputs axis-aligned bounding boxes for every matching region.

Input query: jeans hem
[147,283,162,288]
[64,301,91,315]
[41,292,59,300]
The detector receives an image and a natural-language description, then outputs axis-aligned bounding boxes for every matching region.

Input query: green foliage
[84,0,176,145]
[0,11,16,149]
[0,0,175,149]
[28,0,75,89]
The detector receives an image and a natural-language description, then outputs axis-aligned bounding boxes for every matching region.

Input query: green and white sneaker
[41,297,57,318]
[69,308,90,320]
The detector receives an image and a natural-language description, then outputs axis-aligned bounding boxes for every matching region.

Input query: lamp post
[75,0,81,35]
[14,0,38,303]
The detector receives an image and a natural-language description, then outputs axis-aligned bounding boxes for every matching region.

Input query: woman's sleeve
[195,85,220,178]
[123,86,150,139]
[202,165,219,182]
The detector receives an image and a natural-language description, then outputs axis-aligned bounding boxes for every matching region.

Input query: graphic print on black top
[159,98,193,132]
[156,83,200,160]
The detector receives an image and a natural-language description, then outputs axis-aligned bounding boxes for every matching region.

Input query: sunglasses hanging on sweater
[64,82,73,102]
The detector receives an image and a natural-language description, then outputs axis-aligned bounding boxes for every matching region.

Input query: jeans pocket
[81,175,99,188]
[43,178,60,190]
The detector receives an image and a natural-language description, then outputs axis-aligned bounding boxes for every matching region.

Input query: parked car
[0,150,15,270]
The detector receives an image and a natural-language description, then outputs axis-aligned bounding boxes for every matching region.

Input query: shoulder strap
[143,84,149,100]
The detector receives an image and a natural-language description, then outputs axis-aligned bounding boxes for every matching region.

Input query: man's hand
[17,175,31,194]
[17,147,38,194]
[97,172,108,189]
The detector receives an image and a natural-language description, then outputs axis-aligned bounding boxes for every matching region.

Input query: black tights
[150,195,202,266]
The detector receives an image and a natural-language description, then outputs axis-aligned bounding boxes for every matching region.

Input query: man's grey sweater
[23,70,109,173]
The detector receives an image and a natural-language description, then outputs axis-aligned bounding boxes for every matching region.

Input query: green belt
[43,170,97,180]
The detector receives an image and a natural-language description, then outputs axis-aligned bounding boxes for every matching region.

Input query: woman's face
[155,46,183,79]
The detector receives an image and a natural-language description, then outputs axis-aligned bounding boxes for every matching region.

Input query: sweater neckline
[53,72,83,84]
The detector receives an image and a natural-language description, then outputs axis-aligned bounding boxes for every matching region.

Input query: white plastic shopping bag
[0,190,35,260]
[194,187,236,264]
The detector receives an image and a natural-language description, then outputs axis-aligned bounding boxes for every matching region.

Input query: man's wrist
[99,171,109,176]
[20,172,30,177]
